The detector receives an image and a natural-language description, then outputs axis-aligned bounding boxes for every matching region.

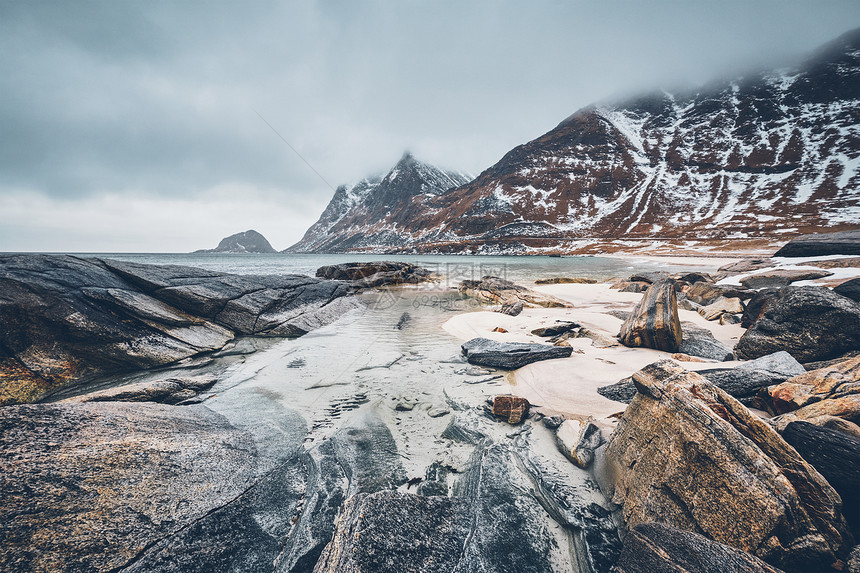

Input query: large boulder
[735,286,860,362]
[698,296,744,321]
[685,281,751,305]
[774,230,860,257]
[461,338,572,370]
[601,360,851,572]
[611,522,785,573]
[619,279,683,352]
[458,276,572,308]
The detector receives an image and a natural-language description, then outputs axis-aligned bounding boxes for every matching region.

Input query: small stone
[427,407,450,418]
[499,299,524,316]
[491,327,508,333]
[672,353,707,363]
[555,419,602,468]
[491,395,530,424]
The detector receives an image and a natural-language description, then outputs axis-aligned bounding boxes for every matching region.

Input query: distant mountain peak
[285,153,472,253]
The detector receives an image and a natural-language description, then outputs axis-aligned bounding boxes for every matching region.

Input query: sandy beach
[444,279,746,425]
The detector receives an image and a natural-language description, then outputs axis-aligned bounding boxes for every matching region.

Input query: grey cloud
[1,0,859,250]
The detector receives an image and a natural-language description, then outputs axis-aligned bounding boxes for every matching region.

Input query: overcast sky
[1,1,858,252]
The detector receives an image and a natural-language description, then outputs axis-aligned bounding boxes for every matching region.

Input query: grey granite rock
[774,230,860,257]
[461,337,573,369]
[0,254,358,404]
[735,286,860,362]
[678,321,734,361]
[835,278,860,302]
[611,523,785,573]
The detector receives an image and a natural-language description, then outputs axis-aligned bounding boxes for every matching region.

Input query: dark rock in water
[315,261,433,287]
[194,229,277,253]
[611,522,786,573]
[531,321,579,337]
[314,492,472,573]
[740,269,833,288]
[618,279,682,352]
[491,394,530,424]
[499,299,524,316]
[461,338,572,370]
[742,287,783,328]
[774,230,860,257]
[0,402,259,573]
[598,376,637,404]
[780,421,860,534]
[602,360,851,572]
[735,286,860,362]
[834,278,860,302]
[0,255,358,405]
[678,321,734,361]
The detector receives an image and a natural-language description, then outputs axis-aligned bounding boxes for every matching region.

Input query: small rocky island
[195,229,278,253]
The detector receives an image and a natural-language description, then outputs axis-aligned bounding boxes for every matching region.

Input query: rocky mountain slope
[295,27,860,254]
[196,229,276,253]
[286,152,472,252]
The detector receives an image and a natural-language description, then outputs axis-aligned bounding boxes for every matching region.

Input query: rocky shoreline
[1,252,859,572]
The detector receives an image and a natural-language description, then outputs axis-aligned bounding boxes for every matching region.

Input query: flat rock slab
[461,337,572,369]
[774,230,860,257]
[740,269,834,289]
[0,402,257,573]
[612,523,785,573]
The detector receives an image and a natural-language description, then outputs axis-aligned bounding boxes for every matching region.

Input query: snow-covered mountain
[292,27,860,254]
[286,152,472,252]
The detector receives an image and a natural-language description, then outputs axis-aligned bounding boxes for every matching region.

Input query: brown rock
[672,353,708,363]
[491,327,508,333]
[618,279,682,352]
[719,258,776,273]
[499,299,524,316]
[491,395,530,424]
[808,257,860,269]
[602,360,851,572]
[764,356,860,421]
[686,281,752,305]
[459,276,571,309]
[698,296,744,321]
